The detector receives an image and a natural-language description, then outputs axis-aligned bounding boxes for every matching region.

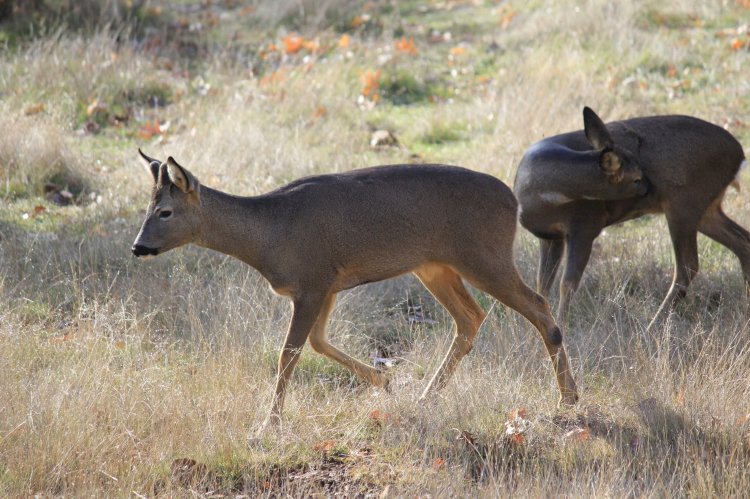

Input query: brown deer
[514,107,748,330]
[132,150,578,429]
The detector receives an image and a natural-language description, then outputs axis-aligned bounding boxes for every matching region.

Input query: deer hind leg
[647,218,700,332]
[538,238,564,299]
[414,263,486,400]
[459,261,578,406]
[557,230,597,325]
[698,198,750,293]
[307,293,389,389]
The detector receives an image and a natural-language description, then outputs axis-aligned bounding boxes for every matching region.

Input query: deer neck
[195,186,268,270]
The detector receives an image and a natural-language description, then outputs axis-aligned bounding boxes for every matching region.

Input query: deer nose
[132,244,159,257]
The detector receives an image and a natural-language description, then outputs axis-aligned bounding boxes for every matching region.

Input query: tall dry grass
[1,0,750,495]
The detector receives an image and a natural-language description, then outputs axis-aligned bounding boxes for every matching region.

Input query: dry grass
[2,0,750,496]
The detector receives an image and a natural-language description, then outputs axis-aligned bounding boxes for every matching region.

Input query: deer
[513,106,748,331]
[132,150,579,430]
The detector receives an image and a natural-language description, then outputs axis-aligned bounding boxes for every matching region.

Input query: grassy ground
[2,0,750,496]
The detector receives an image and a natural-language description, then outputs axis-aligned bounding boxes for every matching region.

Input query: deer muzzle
[132,244,160,257]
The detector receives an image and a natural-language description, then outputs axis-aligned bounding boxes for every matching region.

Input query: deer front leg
[538,238,564,298]
[557,231,596,324]
[262,293,327,431]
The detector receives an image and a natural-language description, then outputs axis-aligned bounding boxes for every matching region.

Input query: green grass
[1,0,750,496]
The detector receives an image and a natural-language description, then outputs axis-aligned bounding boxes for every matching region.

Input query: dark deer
[132,151,578,430]
[514,107,747,330]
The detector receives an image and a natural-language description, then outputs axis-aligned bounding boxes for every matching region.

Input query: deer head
[583,106,648,199]
[132,150,202,258]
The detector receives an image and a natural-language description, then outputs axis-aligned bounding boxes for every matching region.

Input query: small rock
[370,129,399,148]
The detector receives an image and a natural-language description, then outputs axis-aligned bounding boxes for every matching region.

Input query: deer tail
[732,159,747,192]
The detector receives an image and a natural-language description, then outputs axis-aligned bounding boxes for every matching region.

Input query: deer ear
[583,107,614,150]
[138,148,160,182]
[166,156,198,194]
[600,150,622,175]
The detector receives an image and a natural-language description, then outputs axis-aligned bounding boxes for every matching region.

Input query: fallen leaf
[114,340,126,350]
[731,38,745,50]
[171,458,209,487]
[455,429,476,446]
[509,432,524,445]
[351,14,370,28]
[138,120,162,139]
[395,37,418,55]
[564,427,590,442]
[33,205,46,215]
[283,34,304,54]
[432,457,445,470]
[504,407,530,445]
[499,6,517,29]
[360,69,381,99]
[313,439,337,452]
[50,333,75,344]
[450,46,468,56]
[339,34,351,48]
[302,38,319,52]
[369,409,392,425]
[312,105,327,119]
[24,103,45,116]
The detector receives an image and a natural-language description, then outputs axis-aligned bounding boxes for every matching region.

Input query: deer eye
[159,210,173,220]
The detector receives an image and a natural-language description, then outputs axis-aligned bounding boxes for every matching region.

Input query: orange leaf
[313,439,336,452]
[360,69,381,98]
[395,37,418,55]
[499,6,517,29]
[86,98,102,116]
[24,103,45,116]
[509,407,528,419]
[564,427,590,442]
[368,409,392,425]
[450,46,468,56]
[731,38,745,50]
[510,433,525,445]
[666,64,677,77]
[259,69,286,87]
[433,457,445,469]
[50,333,75,344]
[302,39,319,52]
[283,34,304,54]
[312,105,327,119]
[138,120,162,139]
[339,34,351,48]
[115,340,126,350]
[33,205,46,215]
